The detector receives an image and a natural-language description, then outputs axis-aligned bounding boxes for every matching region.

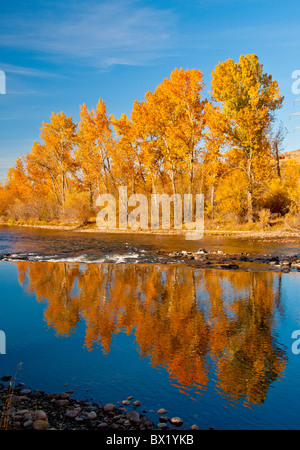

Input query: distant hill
[279,149,300,162]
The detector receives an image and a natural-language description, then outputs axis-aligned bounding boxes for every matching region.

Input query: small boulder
[65,409,78,418]
[1,375,12,382]
[170,417,183,427]
[157,408,168,415]
[34,410,47,421]
[33,420,49,430]
[103,403,116,413]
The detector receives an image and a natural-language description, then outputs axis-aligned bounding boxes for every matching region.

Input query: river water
[0,226,299,429]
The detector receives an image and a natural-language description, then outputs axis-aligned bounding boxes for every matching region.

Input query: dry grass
[0,363,23,430]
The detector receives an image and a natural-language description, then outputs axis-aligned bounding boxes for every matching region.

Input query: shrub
[61,191,91,224]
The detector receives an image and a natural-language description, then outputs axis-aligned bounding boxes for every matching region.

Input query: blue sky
[0,0,300,181]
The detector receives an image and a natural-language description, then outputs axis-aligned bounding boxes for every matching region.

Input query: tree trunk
[211,182,215,220]
[247,156,254,223]
[274,142,281,178]
[247,186,253,223]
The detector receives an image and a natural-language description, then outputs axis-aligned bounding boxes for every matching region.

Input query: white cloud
[0,63,62,78]
[0,1,177,68]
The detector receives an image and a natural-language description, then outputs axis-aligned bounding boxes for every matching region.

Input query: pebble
[157,408,168,414]
[56,399,69,407]
[157,422,168,429]
[170,417,183,427]
[59,392,69,399]
[34,410,47,421]
[1,375,12,382]
[20,389,31,395]
[47,393,59,400]
[0,379,210,431]
[33,420,49,430]
[65,409,78,418]
[126,411,140,424]
[23,420,33,429]
[159,416,170,423]
[103,403,116,412]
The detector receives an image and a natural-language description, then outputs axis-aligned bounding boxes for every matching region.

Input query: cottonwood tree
[210,54,284,221]
[26,112,77,208]
[76,99,116,205]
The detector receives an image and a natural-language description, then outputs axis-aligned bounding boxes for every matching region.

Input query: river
[0,225,299,429]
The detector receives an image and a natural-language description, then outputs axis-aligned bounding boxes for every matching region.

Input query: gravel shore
[0,379,202,431]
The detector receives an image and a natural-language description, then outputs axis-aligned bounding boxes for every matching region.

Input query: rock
[170,417,183,427]
[65,409,78,418]
[34,410,47,421]
[75,417,84,422]
[291,260,300,268]
[24,413,33,422]
[33,419,49,430]
[56,399,69,407]
[112,414,123,421]
[197,248,208,254]
[23,420,33,429]
[126,411,140,424]
[59,392,70,399]
[221,264,239,269]
[133,400,140,407]
[1,375,12,382]
[47,393,59,400]
[103,403,115,413]
[20,389,31,395]
[157,422,168,429]
[17,409,29,415]
[159,416,170,423]
[122,400,131,405]
[191,424,201,430]
[194,255,207,261]
[157,408,168,415]
[87,411,97,420]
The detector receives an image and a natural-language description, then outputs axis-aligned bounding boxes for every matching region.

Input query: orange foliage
[15,261,287,405]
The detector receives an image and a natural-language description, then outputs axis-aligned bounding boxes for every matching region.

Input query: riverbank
[0,378,202,431]
[1,221,299,242]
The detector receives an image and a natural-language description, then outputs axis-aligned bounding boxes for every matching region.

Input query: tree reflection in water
[15,261,287,407]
